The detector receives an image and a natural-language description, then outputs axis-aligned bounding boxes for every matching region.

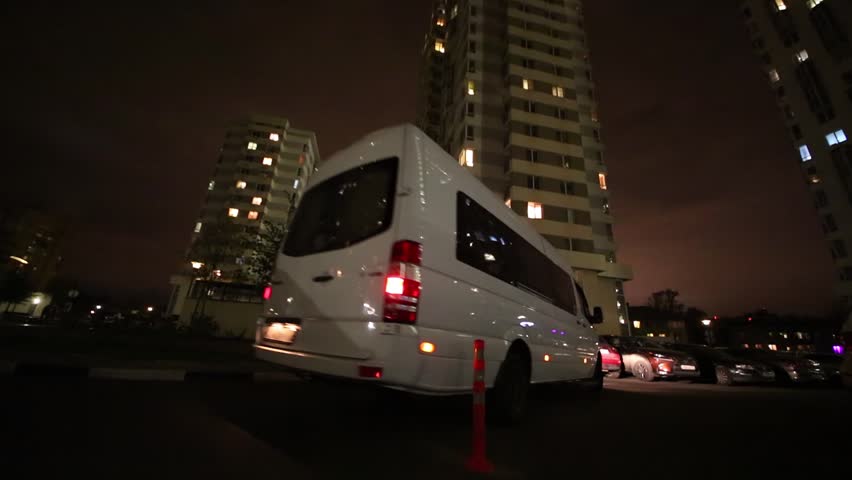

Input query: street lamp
[146,306,154,312]
[31,296,42,305]
[701,319,712,326]
[95,305,102,310]
[191,261,203,270]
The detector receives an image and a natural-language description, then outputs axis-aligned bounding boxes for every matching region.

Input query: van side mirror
[590,307,604,324]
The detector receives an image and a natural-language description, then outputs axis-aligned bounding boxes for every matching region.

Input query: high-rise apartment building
[166,115,319,329]
[416,0,632,333]
[739,0,852,309]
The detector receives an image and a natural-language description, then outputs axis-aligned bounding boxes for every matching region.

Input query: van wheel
[491,350,530,425]
[607,364,626,379]
[583,354,604,392]
[633,360,655,382]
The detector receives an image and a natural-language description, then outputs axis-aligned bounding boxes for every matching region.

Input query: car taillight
[262,285,272,300]
[383,240,422,324]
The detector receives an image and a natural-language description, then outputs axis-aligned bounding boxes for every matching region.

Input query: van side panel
[395,127,590,384]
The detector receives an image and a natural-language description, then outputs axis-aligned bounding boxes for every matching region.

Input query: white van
[255,124,604,420]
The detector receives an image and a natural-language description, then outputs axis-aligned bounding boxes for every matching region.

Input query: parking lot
[2,374,848,479]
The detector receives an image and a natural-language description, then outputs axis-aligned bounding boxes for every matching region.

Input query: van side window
[576,283,592,319]
[552,266,577,315]
[456,193,515,283]
[456,192,577,314]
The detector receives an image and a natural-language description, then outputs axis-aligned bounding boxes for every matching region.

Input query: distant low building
[718,311,844,354]
[0,208,62,317]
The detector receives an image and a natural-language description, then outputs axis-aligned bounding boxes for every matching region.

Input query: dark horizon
[0,1,835,315]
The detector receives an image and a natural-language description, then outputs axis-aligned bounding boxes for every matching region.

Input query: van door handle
[312,274,334,283]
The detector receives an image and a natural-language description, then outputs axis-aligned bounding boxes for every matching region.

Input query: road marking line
[89,368,186,382]
[253,371,301,383]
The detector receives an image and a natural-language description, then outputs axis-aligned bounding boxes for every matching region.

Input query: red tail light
[383,240,422,324]
[262,285,272,300]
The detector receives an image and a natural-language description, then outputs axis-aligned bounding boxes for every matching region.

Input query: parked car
[724,348,826,384]
[602,336,700,382]
[795,352,843,386]
[667,344,775,385]
[598,336,624,378]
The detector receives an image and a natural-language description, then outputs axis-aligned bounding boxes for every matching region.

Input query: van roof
[316,123,577,278]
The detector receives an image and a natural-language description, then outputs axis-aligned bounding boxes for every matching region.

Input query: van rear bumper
[254,342,473,395]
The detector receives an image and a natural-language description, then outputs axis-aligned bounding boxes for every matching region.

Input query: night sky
[0,1,834,314]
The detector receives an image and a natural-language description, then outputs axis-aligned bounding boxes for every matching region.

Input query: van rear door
[265,157,399,358]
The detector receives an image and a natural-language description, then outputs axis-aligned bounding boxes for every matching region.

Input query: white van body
[255,124,601,395]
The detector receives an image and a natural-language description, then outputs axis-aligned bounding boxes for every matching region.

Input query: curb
[2,362,301,383]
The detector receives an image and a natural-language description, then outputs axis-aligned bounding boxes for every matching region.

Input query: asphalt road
[1,376,849,479]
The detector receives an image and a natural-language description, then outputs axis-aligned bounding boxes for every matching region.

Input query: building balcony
[508,108,581,133]
[530,218,594,240]
[509,85,580,111]
[508,44,576,71]
[509,159,587,184]
[599,262,634,281]
[506,24,577,52]
[509,185,591,211]
[507,9,584,38]
[508,133,584,158]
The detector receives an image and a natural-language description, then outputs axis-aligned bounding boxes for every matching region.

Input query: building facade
[416,0,632,334]
[739,0,852,309]
[166,115,319,334]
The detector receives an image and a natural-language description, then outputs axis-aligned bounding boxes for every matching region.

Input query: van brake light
[383,240,422,324]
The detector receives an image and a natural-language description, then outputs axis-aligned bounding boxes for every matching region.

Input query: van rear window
[282,157,398,257]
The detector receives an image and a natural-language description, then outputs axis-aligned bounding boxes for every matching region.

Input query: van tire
[582,354,604,392]
[491,350,530,425]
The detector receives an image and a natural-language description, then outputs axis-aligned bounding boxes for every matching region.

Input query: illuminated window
[522,79,531,90]
[598,173,607,190]
[774,0,786,11]
[434,40,445,53]
[633,320,641,329]
[293,178,300,188]
[467,81,475,95]
[227,208,239,218]
[505,198,512,207]
[252,197,263,205]
[826,129,847,146]
[458,148,474,167]
[236,180,247,189]
[451,4,458,18]
[527,201,542,219]
[768,344,778,351]
[262,157,273,166]
[806,0,823,8]
[768,68,780,82]
[269,133,280,141]
[552,86,564,98]
[248,211,259,220]
[247,142,257,150]
[436,17,445,26]
[194,222,202,233]
[208,180,215,191]
[795,49,809,63]
[619,315,625,324]
[799,145,812,161]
